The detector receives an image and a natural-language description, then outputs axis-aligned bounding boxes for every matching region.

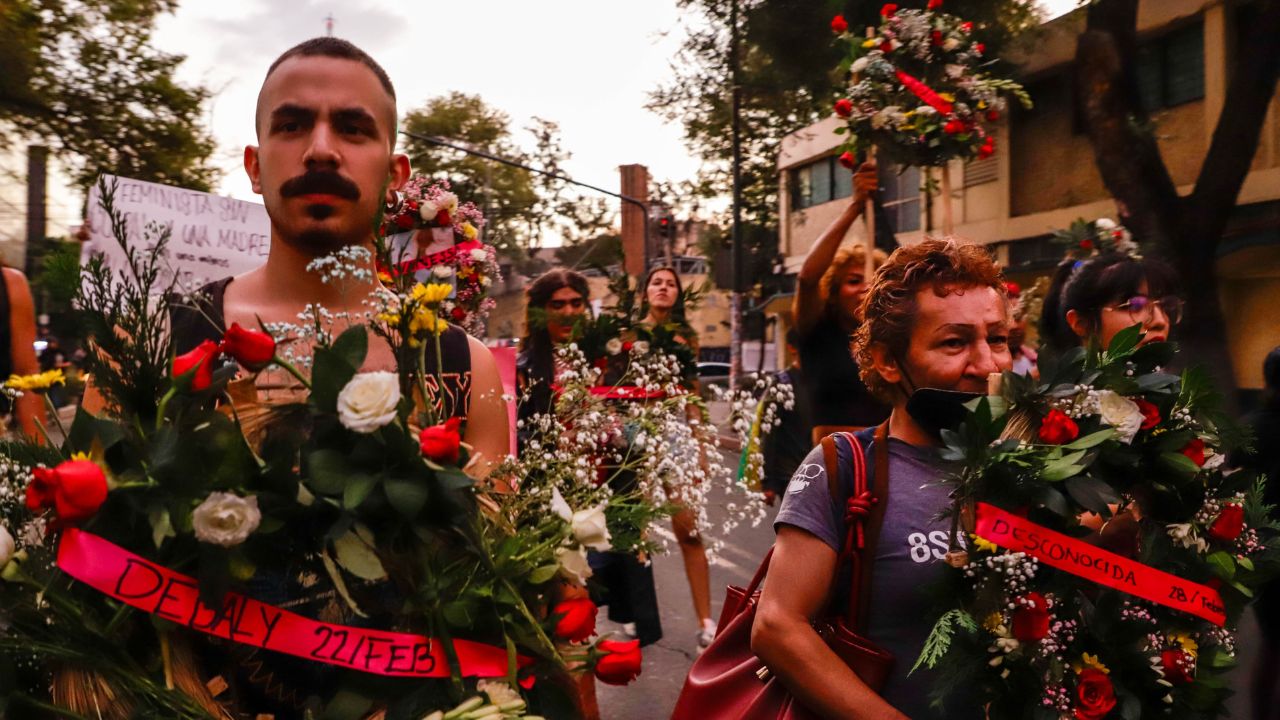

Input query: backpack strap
[853,422,891,631]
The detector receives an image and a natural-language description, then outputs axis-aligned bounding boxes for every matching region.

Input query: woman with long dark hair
[516,269,592,437]
[636,266,717,650]
[1039,251,1181,354]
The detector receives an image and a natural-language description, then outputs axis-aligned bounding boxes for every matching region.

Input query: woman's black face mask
[905,388,982,438]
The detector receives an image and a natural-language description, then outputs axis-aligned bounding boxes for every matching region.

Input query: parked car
[697,361,731,390]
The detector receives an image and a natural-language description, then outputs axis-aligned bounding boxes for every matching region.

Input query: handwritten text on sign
[57,528,528,680]
[84,175,271,292]
[974,503,1226,626]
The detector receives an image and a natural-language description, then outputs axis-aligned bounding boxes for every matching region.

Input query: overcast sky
[32,0,1078,239]
[151,0,702,207]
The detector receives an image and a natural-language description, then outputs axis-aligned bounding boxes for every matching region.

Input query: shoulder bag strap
[850,422,891,631]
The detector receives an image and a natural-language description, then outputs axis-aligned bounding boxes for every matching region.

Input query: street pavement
[596,444,777,720]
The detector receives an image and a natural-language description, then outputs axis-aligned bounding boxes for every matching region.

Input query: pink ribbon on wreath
[894,69,954,116]
[57,528,535,684]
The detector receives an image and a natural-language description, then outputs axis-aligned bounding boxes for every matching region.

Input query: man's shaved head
[256,37,397,145]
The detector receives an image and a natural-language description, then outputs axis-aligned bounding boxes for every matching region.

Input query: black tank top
[168,278,473,420]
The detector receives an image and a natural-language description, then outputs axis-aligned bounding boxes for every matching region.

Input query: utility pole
[728,0,745,389]
[25,145,48,280]
[324,14,335,36]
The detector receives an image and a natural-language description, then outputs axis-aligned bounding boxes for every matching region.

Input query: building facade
[776,0,1280,391]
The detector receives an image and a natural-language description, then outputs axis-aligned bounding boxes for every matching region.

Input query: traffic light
[656,214,675,239]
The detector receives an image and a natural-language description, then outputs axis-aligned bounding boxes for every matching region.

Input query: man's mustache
[279,171,361,201]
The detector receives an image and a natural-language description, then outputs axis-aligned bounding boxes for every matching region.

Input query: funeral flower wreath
[832,2,1032,168]
[915,326,1280,719]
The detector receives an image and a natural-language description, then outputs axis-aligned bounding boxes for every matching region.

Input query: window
[789,155,855,210]
[880,163,921,233]
[1136,22,1204,111]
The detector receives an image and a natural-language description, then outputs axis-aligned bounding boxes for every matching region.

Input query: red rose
[220,323,276,372]
[1074,669,1117,720]
[830,14,848,34]
[173,339,220,392]
[974,42,986,55]
[1181,438,1207,467]
[553,597,598,643]
[978,135,996,159]
[880,40,895,53]
[986,109,1001,122]
[1133,398,1160,430]
[394,213,415,230]
[1011,592,1051,642]
[419,417,463,464]
[450,306,467,322]
[943,119,966,135]
[1005,281,1021,297]
[931,30,943,46]
[880,4,898,17]
[838,151,857,169]
[1160,648,1195,684]
[1038,409,1079,445]
[25,460,108,524]
[961,21,974,32]
[928,0,943,8]
[1080,239,1094,251]
[434,209,452,227]
[593,357,609,370]
[834,98,854,118]
[595,638,642,685]
[1208,503,1245,543]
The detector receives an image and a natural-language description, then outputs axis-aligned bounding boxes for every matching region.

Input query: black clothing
[515,347,554,451]
[761,366,814,496]
[168,277,473,421]
[1241,399,1280,645]
[795,312,888,428]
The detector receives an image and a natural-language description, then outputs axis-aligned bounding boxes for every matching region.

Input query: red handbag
[671,425,894,720]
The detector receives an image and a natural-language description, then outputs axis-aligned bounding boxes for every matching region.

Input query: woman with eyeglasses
[1040,251,1182,355]
[516,269,592,444]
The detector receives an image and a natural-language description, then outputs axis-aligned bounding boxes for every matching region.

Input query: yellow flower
[70,451,91,462]
[862,38,878,48]
[410,308,448,337]
[982,612,1006,633]
[1169,632,1198,658]
[1072,653,1110,675]
[458,265,477,280]
[971,534,998,553]
[460,222,478,240]
[5,369,66,391]
[377,271,394,285]
[939,92,956,103]
[376,311,401,326]
[410,283,453,305]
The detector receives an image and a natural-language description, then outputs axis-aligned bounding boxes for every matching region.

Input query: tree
[401,94,618,262]
[0,0,218,192]
[1073,0,1280,400]
[648,0,1041,237]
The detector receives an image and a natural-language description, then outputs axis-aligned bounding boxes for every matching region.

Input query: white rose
[481,277,492,287]
[556,546,593,584]
[419,200,440,222]
[0,524,14,567]
[432,263,454,279]
[632,341,650,355]
[337,371,401,433]
[1096,390,1143,443]
[478,680,522,708]
[850,57,870,74]
[551,488,612,551]
[470,248,488,262]
[438,191,459,214]
[192,493,261,547]
[1203,451,1225,471]
[606,338,623,356]
[1094,218,1117,230]
[943,38,961,51]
